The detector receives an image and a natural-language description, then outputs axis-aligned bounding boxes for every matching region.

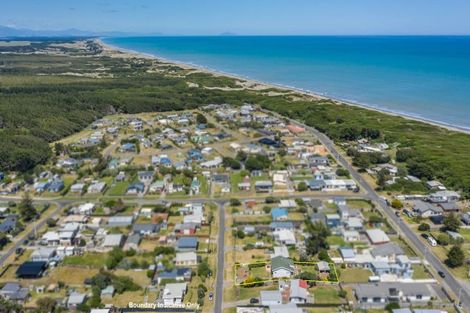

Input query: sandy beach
[96,38,470,135]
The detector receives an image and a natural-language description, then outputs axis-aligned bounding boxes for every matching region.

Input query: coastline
[98,38,470,135]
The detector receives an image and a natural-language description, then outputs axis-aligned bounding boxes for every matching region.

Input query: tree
[352,154,370,169]
[377,168,391,188]
[198,259,211,278]
[46,218,56,227]
[0,233,9,250]
[443,213,461,232]
[235,230,245,239]
[408,160,434,180]
[446,245,464,268]
[391,199,403,209]
[0,298,24,313]
[35,297,56,313]
[385,302,400,313]
[305,222,330,256]
[297,182,308,192]
[230,198,241,206]
[18,193,36,222]
[196,113,207,124]
[297,271,316,282]
[335,168,350,178]
[437,233,450,246]
[418,223,430,232]
[396,148,415,163]
[245,155,271,171]
[222,157,241,170]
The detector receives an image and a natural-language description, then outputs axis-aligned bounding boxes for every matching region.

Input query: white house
[162,283,187,305]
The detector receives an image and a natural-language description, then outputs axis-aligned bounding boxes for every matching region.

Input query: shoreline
[98,38,470,135]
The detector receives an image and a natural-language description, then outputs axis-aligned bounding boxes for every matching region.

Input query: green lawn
[347,199,373,210]
[106,181,129,196]
[341,268,372,283]
[62,252,108,267]
[311,286,342,304]
[326,235,346,247]
[412,264,432,279]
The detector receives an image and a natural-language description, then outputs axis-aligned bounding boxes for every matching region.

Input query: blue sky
[2,0,470,35]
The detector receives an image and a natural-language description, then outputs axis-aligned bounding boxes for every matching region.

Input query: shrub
[418,223,430,232]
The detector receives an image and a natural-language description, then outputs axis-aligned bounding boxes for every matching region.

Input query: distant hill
[0,25,158,38]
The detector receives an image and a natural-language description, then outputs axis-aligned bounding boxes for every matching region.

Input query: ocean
[103,36,470,130]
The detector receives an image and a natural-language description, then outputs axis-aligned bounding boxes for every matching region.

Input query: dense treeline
[1,40,470,197]
[0,48,252,174]
[258,99,470,196]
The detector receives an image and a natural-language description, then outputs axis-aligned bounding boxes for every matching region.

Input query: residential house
[87,181,106,194]
[273,229,296,245]
[271,208,289,221]
[354,283,432,308]
[133,223,159,235]
[107,216,134,227]
[176,237,198,252]
[16,261,47,279]
[175,252,198,266]
[70,183,85,194]
[271,256,295,278]
[280,279,311,304]
[100,285,115,299]
[0,283,29,302]
[120,143,136,153]
[123,234,141,251]
[42,231,60,246]
[162,283,187,305]
[428,191,460,203]
[270,221,295,232]
[127,182,145,195]
[138,171,154,183]
[366,229,390,245]
[371,243,405,262]
[255,181,273,193]
[326,214,341,228]
[30,247,56,263]
[260,290,282,306]
[149,180,165,193]
[67,292,87,308]
[413,201,443,218]
[0,215,17,233]
[102,234,124,248]
[317,261,331,274]
[48,179,64,193]
[272,246,290,258]
[154,268,192,285]
[77,203,95,215]
[268,303,304,313]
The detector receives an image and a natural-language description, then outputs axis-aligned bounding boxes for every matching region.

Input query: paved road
[214,201,226,313]
[275,111,470,311]
[0,200,63,267]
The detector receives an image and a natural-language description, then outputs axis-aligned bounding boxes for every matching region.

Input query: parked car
[427,236,437,247]
[250,298,259,304]
[209,292,213,301]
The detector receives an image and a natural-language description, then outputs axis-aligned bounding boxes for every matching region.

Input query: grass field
[341,267,372,283]
[62,252,108,267]
[311,286,342,304]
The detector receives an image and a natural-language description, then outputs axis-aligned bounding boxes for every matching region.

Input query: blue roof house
[177,237,198,251]
[271,208,288,221]
[48,179,64,193]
